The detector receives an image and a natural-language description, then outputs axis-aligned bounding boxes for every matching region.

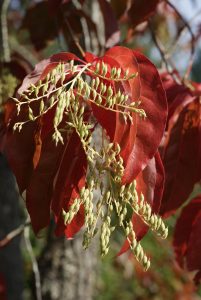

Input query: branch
[24,226,42,300]
[0,198,43,300]
[1,0,11,62]
[148,20,181,83]
[65,19,85,58]
[148,21,171,71]
[0,219,30,248]
[166,0,196,79]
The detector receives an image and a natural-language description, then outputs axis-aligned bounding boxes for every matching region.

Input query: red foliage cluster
[160,74,201,283]
[1,43,201,284]
[160,74,201,217]
[0,46,167,243]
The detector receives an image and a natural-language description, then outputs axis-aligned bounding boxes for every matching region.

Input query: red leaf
[52,131,87,238]
[26,118,66,234]
[22,2,58,50]
[160,98,201,217]
[105,46,167,183]
[161,73,195,127]
[186,211,201,271]
[173,196,201,267]
[173,195,201,285]
[0,114,36,193]
[128,0,160,28]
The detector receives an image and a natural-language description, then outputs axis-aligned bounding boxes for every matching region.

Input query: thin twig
[65,19,85,57]
[148,20,181,83]
[73,0,92,53]
[166,0,196,79]
[24,226,42,300]
[0,219,30,248]
[148,21,171,72]
[1,0,11,62]
[167,9,201,58]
